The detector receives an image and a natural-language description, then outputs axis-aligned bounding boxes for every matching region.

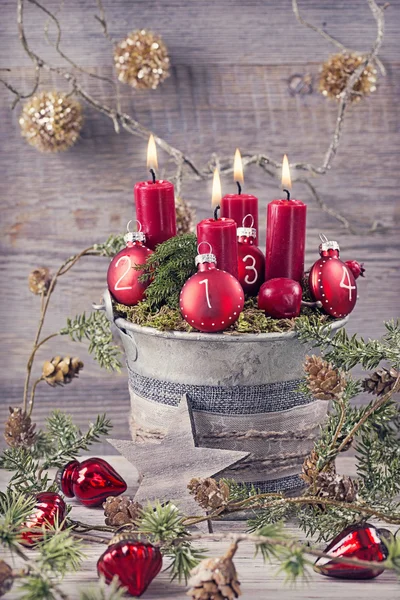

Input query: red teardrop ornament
[314,523,388,579]
[21,492,67,547]
[57,457,127,507]
[309,237,357,318]
[97,539,162,597]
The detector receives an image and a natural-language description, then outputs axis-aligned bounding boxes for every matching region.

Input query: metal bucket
[101,289,347,493]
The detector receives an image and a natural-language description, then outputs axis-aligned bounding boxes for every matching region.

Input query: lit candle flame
[281,154,292,190]
[147,134,158,171]
[212,168,222,207]
[233,148,244,185]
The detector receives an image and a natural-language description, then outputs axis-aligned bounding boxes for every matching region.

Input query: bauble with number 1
[258,278,303,319]
[237,223,265,296]
[107,230,153,306]
[180,247,244,332]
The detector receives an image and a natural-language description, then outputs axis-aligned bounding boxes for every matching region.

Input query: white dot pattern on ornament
[317,256,348,319]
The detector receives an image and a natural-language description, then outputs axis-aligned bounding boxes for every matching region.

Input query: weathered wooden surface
[1,455,399,599]
[0,0,399,449]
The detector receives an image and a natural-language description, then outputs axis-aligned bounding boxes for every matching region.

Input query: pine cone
[28,267,52,295]
[316,472,358,503]
[300,449,336,485]
[4,407,36,449]
[304,355,346,401]
[363,367,399,397]
[187,555,241,600]
[188,478,230,511]
[103,496,143,527]
[176,196,196,235]
[42,356,83,386]
[0,560,14,597]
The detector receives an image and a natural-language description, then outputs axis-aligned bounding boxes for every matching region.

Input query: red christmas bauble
[258,278,302,319]
[180,251,244,333]
[314,523,388,579]
[97,539,162,597]
[237,226,265,296]
[309,238,357,318]
[57,457,127,507]
[21,492,67,547]
[107,232,153,306]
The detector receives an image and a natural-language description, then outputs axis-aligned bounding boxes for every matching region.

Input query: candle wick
[283,188,291,201]
[236,181,242,195]
[213,205,220,220]
[149,168,156,184]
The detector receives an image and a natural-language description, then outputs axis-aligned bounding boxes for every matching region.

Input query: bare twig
[0,0,387,233]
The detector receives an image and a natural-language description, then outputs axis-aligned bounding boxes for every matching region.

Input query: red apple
[345,260,365,280]
[258,278,302,319]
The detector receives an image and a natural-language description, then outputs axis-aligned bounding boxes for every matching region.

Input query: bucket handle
[93,290,138,362]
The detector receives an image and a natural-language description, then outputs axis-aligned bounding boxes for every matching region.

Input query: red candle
[197,169,239,278]
[265,155,307,282]
[220,149,259,244]
[134,135,176,250]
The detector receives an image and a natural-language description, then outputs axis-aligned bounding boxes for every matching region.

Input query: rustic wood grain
[0,1,399,447]
[1,455,399,599]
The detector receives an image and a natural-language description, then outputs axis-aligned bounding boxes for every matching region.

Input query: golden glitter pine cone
[103,496,143,527]
[4,407,36,449]
[42,356,83,386]
[319,52,377,102]
[188,477,230,511]
[304,355,346,401]
[114,29,170,89]
[28,267,52,295]
[19,91,83,153]
[176,196,196,235]
[187,555,241,600]
[363,367,399,397]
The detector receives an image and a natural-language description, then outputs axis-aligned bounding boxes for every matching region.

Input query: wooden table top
[1,455,398,599]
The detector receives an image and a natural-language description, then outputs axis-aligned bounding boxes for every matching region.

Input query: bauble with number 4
[258,278,302,319]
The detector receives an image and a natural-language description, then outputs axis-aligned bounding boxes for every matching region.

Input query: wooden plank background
[0,0,399,451]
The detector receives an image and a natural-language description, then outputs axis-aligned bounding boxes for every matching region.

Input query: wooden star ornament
[107,395,249,529]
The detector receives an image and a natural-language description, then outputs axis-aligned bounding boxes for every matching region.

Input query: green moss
[115,298,333,335]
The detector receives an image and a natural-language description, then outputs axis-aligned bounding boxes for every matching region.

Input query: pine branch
[61,311,122,371]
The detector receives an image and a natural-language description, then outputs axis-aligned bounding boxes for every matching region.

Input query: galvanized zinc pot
[100,290,348,494]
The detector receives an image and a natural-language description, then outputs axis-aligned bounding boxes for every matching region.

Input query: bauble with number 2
[258,278,302,319]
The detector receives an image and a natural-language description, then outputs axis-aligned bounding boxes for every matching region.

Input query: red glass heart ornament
[314,523,388,579]
[97,539,162,597]
[258,278,302,319]
[21,492,67,547]
[57,457,127,507]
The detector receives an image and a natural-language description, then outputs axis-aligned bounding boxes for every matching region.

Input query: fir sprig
[79,577,127,600]
[92,234,126,258]
[138,233,197,309]
[61,311,122,371]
